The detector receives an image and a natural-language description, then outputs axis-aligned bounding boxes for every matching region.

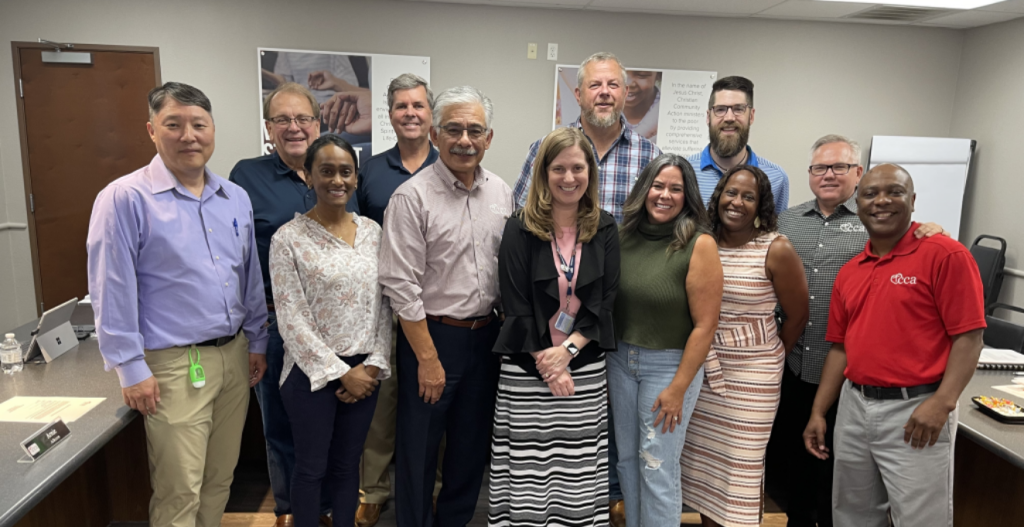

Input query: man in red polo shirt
[801,163,985,527]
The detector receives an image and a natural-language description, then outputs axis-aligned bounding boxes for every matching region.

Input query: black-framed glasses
[268,115,317,128]
[809,163,859,176]
[710,104,750,118]
[440,124,488,140]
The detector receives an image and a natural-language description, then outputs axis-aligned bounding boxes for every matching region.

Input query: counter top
[0,321,133,527]
[958,369,1024,470]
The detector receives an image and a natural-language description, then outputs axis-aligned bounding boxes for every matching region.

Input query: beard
[582,105,621,129]
[709,121,750,159]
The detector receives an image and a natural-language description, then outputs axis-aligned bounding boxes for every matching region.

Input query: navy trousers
[280,356,379,527]
[395,318,501,527]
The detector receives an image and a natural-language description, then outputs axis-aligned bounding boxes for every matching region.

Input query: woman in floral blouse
[270,134,391,527]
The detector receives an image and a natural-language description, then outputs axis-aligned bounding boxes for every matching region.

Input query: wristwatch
[561,339,580,358]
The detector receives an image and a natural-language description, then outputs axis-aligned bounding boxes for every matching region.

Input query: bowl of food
[972,395,1024,424]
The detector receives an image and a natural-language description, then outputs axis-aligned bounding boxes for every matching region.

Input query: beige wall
[952,16,1024,324]
[0,0,968,329]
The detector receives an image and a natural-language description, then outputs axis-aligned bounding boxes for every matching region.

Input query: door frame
[11,42,161,315]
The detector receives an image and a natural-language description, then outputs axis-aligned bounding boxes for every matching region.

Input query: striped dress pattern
[487,358,610,527]
[680,232,786,527]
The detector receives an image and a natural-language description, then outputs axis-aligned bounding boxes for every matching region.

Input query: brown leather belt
[426,313,495,330]
[266,302,275,312]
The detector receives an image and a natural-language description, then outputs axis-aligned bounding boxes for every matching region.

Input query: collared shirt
[229,152,316,306]
[778,195,867,384]
[270,213,391,391]
[687,144,790,214]
[87,155,269,388]
[357,144,439,226]
[512,117,661,223]
[379,160,514,321]
[827,222,986,387]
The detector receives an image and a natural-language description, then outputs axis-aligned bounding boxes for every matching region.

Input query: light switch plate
[527,43,537,60]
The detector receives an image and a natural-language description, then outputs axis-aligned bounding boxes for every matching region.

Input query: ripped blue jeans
[607,341,703,527]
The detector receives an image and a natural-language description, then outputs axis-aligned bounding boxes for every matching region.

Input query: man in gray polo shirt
[765,134,945,526]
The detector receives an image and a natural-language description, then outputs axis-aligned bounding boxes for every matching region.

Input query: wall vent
[844,5,950,22]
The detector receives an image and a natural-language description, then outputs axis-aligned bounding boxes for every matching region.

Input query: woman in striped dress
[488,127,620,527]
[680,165,809,527]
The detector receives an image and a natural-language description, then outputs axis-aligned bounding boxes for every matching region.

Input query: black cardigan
[492,209,620,379]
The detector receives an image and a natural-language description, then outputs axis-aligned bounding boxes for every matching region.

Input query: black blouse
[493,209,620,379]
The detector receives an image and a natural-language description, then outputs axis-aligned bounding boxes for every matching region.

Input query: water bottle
[1,333,24,375]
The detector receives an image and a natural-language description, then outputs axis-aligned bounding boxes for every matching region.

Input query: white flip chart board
[868,136,975,239]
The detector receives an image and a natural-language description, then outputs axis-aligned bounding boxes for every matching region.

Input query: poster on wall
[553,65,717,158]
[258,48,430,163]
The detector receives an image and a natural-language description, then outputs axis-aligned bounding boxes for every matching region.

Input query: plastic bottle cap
[4,333,13,339]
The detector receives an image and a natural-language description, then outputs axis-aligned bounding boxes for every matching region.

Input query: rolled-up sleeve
[365,285,393,380]
[239,197,269,354]
[378,194,427,322]
[87,185,150,388]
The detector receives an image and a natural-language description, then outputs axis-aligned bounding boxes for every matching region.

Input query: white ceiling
[403,0,1024,28]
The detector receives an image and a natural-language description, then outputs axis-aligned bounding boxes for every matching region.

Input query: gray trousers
[832,380,957,527]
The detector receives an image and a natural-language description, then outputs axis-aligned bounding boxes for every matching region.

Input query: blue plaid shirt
[512,117,661,223]
[687,144,790,214]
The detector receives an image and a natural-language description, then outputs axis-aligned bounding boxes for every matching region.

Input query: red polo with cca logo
[826,222,987,387]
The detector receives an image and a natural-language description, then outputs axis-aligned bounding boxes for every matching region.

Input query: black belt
[196,334,237,348]
[851,381,941,400]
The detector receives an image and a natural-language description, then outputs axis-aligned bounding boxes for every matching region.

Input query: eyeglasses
[268,115,318,128]
[710,104,750,118]
[440,124,488,140]
[809,163,859,176]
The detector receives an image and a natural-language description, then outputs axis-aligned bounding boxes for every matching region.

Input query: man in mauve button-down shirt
[378,85,513,527]
[87,82,267,527]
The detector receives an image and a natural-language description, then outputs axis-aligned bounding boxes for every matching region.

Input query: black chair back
[970,235,1006,314]
[984,315,1024,353]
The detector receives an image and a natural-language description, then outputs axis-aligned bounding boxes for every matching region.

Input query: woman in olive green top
[607,153,724,527]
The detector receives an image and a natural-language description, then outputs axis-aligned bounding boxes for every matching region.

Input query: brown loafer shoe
[319,514,332,527]
[275,515,295,527]
[355,503,383,527]
[609,499,626,527]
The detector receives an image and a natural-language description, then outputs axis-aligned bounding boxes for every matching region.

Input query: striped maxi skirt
[487,357,609,527]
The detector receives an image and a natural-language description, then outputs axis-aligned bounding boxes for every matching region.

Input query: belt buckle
[860,383,867,398]
[471,318,483,330]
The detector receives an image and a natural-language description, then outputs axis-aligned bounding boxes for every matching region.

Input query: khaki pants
[144,334,250,527]
[359,326,444,504]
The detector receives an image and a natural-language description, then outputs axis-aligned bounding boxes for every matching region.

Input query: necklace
[313,206,349,239]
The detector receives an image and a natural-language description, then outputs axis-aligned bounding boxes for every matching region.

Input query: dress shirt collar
[433,158,488,191]
[271,151,301,178]
[698,144,761,173]
[859,221,922,262]
[570,115,634,151]
[804,193,859,218]
[384,143,441,175]
[148,154,226,201]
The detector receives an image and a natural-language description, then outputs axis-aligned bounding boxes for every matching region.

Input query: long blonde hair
[522,127,601,242]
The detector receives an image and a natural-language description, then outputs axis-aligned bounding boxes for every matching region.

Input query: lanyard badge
[553,231,579,335]
[189,345,206,388]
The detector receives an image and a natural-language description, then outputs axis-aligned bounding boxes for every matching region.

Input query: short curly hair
[706,164,777,237]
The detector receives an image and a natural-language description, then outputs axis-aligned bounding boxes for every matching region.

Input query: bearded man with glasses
[230,82,348,527]
[765,135,947,527]
[686,75,790,214]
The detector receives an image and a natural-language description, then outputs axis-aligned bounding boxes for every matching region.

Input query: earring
[754,217,761,229]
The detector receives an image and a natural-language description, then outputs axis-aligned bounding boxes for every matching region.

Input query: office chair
[984,304,1024,353]
[969,235,1006,315]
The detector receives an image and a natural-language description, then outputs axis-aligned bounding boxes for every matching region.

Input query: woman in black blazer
[487,127,620,527]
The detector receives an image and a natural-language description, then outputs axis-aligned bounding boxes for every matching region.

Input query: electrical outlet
[547,43,558,61]
[527,43,537,60]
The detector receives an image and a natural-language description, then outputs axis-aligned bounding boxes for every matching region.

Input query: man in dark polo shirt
[803,164,986,527]
[767,135,945,526]
[230,82,344,527]
[355,73,440,527]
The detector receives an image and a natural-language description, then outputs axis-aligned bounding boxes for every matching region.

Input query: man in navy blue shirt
[230,82,339,527]
[355,73,440,527]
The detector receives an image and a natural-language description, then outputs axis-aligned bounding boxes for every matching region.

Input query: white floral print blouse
[270,213,392,391]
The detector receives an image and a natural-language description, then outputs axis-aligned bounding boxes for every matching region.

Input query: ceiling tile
[977,0,1024,13]
[919,8,1024,26]
[586,0,787,15]
[755,0,875,18]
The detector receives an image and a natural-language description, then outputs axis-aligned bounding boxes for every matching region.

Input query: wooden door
[13,43,160,314]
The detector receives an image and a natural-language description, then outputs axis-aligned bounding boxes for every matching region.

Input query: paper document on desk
[977,347,1024,370]
[0,396,105,423]
[993,385,1024,400]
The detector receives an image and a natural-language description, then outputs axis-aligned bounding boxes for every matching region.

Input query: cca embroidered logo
[839,223,866,233]
[890,273,917,285]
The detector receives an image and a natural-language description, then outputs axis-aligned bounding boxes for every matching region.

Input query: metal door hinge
[18,79,23,98]
[40,302,45,313]
[29,194,34,213]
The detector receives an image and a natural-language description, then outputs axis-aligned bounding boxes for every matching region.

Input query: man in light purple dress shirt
[86,82,268,527]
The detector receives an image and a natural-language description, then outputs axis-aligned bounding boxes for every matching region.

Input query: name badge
[554,311,575,334]
[19,418,71,463]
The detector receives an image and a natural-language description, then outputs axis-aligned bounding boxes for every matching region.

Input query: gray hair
[432,85,493,130]
[148,82,212,121]
[577,52,628,88]
[387,73,434,113]
[810,134,861,165]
